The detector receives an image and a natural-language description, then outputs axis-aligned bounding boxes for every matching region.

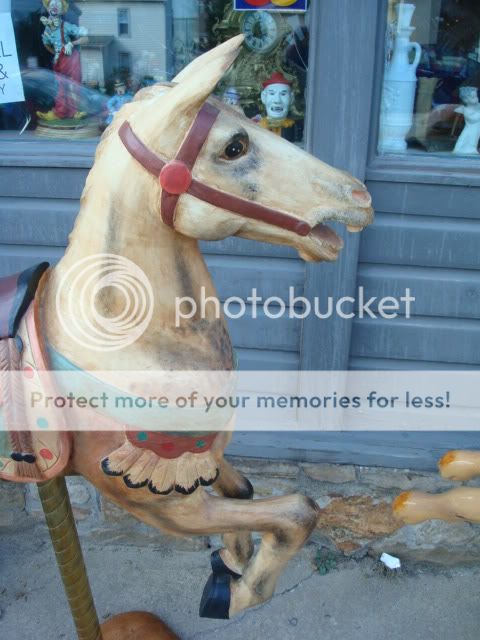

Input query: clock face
[242,12,280,53]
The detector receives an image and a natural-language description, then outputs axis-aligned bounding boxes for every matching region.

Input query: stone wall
[1,457,480,565]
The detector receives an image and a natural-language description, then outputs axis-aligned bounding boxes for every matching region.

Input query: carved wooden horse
[0,36,373,638]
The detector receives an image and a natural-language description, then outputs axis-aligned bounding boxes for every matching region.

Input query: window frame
[366,0,480,188]
[117,7,131,38]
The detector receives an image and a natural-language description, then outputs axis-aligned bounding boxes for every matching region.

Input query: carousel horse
[0,36,373,638]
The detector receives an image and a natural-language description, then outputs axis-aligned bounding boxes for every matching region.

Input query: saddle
[0,263,71,483]
[0,263,49,339]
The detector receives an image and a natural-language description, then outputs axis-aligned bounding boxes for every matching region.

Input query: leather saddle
[0,263,49,339]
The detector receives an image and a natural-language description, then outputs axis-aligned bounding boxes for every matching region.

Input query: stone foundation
[2,456,479,565]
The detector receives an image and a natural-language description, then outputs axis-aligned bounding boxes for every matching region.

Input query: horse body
[4,36,374,618]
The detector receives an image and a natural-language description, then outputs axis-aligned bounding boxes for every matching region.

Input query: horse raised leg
[136,487,318,618]
[212,457,255,576]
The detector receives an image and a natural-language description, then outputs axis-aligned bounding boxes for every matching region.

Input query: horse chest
[158,319,234,371]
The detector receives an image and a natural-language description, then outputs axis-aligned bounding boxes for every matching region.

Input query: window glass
[379,0,480,157]
[0,0,309,144]
[117,8,129,37]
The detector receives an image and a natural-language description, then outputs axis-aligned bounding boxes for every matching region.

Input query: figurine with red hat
[255,71,295,139]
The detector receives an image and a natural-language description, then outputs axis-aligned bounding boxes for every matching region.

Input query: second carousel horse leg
[150,488,318,618]
[38,476,179,640]
[212,457,255,575]
[393,486,480,524]
[393,450,480,526]
[438,450,480,481]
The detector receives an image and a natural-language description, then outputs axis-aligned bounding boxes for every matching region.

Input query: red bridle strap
[118,102,311,237]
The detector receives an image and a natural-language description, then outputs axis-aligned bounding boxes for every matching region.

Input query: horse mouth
[302,221,366,262]
[310,223,343,249]
[304,222,343,261]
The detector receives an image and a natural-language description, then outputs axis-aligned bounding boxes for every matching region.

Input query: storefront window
[379,0,480,157]
[0,0,309,143]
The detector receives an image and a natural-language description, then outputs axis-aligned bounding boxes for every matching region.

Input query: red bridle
[118,102,312,237]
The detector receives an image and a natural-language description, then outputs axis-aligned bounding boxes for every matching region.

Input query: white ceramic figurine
[453,86,480,155]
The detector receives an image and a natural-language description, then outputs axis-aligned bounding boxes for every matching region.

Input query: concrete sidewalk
[1,530,479,640]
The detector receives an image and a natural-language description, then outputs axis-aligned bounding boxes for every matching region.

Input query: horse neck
[41,162,231,370]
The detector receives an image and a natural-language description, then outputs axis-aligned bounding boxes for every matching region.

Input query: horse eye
[222,137,248,160]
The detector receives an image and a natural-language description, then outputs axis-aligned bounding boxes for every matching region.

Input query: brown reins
[118,102,312,237]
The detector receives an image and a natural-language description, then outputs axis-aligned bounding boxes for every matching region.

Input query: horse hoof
[211,550,241,579]
[199,572,231,619]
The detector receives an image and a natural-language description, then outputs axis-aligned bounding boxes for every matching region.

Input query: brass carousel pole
[38,476,103,640]
[38,476,179,639]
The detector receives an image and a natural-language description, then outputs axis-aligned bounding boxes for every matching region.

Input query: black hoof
[211,550,241,579]
[199,572,231,619]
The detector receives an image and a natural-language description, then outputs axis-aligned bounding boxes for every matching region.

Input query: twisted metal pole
[38,476,103,640]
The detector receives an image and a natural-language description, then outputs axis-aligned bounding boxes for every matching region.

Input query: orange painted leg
[438,450,480,481]
[393,487,480,524]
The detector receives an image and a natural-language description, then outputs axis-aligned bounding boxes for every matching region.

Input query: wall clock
[241,11,281,54]
[211,4,302,122]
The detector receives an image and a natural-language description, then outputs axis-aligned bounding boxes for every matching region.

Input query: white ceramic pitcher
[379,3,422,153]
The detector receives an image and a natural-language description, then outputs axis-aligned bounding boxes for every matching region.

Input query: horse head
[106,35,373,264]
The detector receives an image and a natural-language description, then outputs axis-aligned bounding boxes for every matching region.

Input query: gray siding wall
[351,180,480,369]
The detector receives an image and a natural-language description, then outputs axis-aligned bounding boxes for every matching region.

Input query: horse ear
[160,35,244,114]
[172,34,244,85]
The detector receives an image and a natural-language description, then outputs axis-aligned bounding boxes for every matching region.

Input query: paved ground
[1,530,479,640]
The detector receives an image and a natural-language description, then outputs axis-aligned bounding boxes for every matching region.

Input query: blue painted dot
[137,432,148,442]
[37,417,49,429]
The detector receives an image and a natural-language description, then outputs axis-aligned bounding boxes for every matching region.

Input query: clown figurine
[37,0,88,121]
[105,79,133,126]
[255,71,295,140]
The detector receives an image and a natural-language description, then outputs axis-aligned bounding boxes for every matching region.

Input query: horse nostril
[352,189,371,206]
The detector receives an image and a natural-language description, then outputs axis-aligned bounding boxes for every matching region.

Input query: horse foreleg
[224,493,319,618]
[153,489,318,618]
[212,457,254,575]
